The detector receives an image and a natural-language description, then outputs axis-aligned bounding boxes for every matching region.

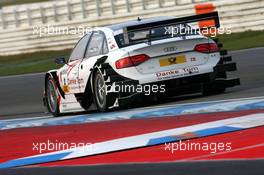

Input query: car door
[59,33,91,94]
[79,31,108,93]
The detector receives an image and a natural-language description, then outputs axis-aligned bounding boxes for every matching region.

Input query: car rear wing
[123,11,220,45]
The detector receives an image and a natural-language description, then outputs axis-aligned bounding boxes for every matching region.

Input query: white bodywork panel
[60,94,84,113]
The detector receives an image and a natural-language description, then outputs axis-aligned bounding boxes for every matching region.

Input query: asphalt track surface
[0,47,264,120]
[1,160,264,175]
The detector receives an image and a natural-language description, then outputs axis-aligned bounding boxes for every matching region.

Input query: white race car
[43,12,240,116]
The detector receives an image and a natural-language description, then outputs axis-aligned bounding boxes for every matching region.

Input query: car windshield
[115,24,199,48]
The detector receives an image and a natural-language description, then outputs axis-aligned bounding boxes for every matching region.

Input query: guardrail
[0,0,263,55]
[0,0,204,29]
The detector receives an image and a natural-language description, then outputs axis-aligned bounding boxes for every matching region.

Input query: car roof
[105,16,175,31]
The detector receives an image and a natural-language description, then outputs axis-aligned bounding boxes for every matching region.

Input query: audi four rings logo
[164,46,177,52]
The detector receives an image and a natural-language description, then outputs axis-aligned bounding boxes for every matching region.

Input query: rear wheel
[46,77,60,116]
[93,70,116,112]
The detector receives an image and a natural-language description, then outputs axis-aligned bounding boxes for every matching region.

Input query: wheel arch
[77,58,107,110]
[88,56,108,94]
[45,71,65,99]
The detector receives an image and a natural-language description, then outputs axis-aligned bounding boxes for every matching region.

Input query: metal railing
[0,0,263,55]
[0,0,210,29]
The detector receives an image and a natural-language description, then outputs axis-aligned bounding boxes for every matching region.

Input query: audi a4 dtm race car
[43,12,240,116]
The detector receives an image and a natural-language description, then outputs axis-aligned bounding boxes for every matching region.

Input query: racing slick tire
[46,77,60,117]
[93,70,116,112]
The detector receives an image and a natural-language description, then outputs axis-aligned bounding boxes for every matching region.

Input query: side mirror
[54,57,66,65]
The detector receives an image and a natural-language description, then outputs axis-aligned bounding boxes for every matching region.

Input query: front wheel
[46,77,60,116]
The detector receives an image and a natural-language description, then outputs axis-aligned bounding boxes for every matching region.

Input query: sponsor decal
[156,70,179,77]
[159,55,186,67]
[156,67,199,80]
[107,37,116,50]
[183,67,199,73]
[110,44,116,49]
[63,78,66,85]
[190,57,196,62]
[68,78,84,85]
[62,85,70,93]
